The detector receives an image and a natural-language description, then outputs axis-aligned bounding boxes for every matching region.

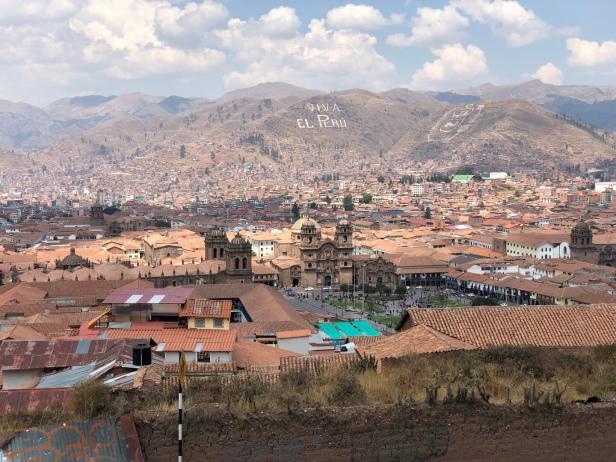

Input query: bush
[72,382,112,419]
[471,296,499,306]
[481,346,545,378]
[326,370,366,406]
[593,344,616,362]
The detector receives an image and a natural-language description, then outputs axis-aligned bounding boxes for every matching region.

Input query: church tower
[225,232,252,282]
[335,219,353,249]
[90,190,105,227]
[570,221,596,263]
[204,228,228,260]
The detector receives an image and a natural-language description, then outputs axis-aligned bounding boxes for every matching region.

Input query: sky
[1,0,615,104]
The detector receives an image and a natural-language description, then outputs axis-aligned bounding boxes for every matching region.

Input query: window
[213,248,217,258]
[242,257,247,269]
[213,318,224,328]
[220,248,224,257]
[235,258,240,269]
[195,318,205,328]
[197,352,210,363]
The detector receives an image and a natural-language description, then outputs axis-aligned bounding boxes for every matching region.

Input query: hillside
[1,83,616,175]
[454,80,616,132]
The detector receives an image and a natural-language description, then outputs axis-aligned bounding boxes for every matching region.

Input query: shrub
[593,344,616,362]
[72,382,112,419]
[326,370,366,406]
[481,345,545,378]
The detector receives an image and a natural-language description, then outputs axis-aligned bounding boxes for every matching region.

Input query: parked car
[304,287,315,291]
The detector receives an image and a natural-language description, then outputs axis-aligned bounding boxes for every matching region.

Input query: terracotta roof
[104,327,236,352]
[276,329,311,339]
[190,284,312,329]
[404,304,616,348]
[233,340,299,369]
[181,299,232,319]
[358,324,476,360]
[0,325,49,342]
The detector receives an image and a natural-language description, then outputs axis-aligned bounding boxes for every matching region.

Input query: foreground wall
[137,404,616,461]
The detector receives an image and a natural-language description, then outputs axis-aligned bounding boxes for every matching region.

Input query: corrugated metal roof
[103,287,192,305]
[0,416,144,461]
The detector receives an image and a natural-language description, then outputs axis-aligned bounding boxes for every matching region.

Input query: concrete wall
[277,337,310,356]
[2,369,41,390]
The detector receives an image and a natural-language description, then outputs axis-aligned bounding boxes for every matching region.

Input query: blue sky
[1,0,615,104]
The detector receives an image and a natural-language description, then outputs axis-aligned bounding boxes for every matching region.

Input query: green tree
[423,206,432,219]
[377,175,385,183]
[395,283,407,297]
[361,192,372,204]
[309,202,317,209]
[179,144,186,158]
[343,195,354,211]
[471,296,499,306]
[291,202,300,220]
[325,195,332,204]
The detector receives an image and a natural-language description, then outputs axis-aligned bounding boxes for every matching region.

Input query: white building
[505,233,570,260]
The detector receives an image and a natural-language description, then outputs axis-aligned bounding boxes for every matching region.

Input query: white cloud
[452,0,550,47]
[529,62,563,85]
[326,3,403,30]
[567,38,616,69]
[0,0,81,24]
[387,5,469,47]
[259,6,301,38]
[155,0,228,48]
[222,18,396,92]
[409,43,489,90]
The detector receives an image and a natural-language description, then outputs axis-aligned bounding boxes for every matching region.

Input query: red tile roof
[104,327,236,352]
[403,304,616,348]
[358,324,476,360]
[181,299,232,319]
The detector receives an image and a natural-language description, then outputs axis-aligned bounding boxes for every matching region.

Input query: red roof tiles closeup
[181,299,232,319]
[402,304,616,348]
[104,327,236,352]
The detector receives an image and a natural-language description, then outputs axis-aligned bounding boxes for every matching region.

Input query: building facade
[570,221,616,266]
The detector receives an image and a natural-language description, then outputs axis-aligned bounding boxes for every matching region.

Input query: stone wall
[136,403,616,461]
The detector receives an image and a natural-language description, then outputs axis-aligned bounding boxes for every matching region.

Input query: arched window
[242,257,247,269]
[213,248,217,259]
[235,258,240,269]
[220,248,224,257]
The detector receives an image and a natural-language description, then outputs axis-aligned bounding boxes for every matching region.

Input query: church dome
[291,216,320,232]
[58,248,89,269]
[230,233,249,246]
[572,221,592,234]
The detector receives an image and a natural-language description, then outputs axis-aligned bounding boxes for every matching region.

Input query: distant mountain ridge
[0,81,615,175]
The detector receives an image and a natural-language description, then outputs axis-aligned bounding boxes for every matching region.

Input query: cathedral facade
[274,216,354,288]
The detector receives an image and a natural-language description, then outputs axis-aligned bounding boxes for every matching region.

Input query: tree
[361,192,372,204]
[395,283,407,297]
[423,206,432,219]
[309,202,317,209]
[291,202,300,220]
[343,195,354,211]
[325,195,332,205]
[471,296,499,306]
[377,175,385,183]
[179,144,186,158]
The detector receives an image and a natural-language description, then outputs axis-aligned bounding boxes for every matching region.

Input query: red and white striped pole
[178,352,186,462]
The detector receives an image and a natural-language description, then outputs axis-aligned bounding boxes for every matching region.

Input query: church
[272,215,396,289]
[570,221,616,266]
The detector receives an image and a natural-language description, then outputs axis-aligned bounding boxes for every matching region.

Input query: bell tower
[90,190,105,227]
[335,220,353,249]
[204,228,228,260]
[226,233,252,282]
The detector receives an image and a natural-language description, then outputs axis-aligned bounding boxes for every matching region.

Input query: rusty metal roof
[0,416,144,461]
[0,388,73,414]
[0,338,146,370]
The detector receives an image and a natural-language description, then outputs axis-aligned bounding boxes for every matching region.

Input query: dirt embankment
[136,403,616,461]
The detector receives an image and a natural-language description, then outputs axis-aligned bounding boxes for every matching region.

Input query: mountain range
[1,80,615,173]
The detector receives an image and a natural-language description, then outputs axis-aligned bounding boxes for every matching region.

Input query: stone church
[570,221,616,266]
[204,228,253,283]
[273,215,353,288]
